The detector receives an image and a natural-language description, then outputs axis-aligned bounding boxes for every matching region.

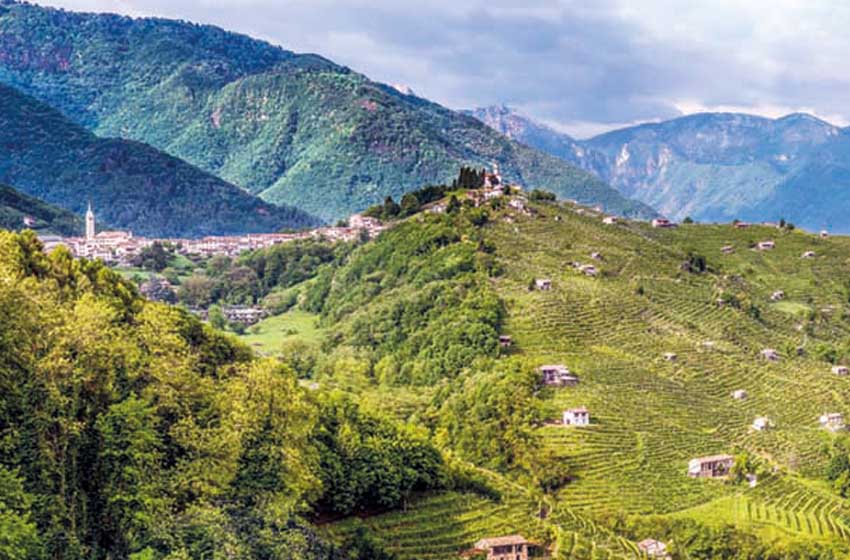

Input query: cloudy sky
[37,0,850,137]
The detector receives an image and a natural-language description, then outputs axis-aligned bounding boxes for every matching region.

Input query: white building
[752,416,771,431]
[731,389,748,400]
[637,539,668,558]
[833,366,849,376]
[760,348,780,361]
[801,251,816,259]
[821,413,845,432]
[562,407,590,426]
[85,201,96,241]
[757,240,775,250]
[535,278,552,291]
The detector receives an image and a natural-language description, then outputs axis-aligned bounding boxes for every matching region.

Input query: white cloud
[33,0,850,136]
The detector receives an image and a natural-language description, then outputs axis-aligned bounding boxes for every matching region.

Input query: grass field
[238,308,324,354]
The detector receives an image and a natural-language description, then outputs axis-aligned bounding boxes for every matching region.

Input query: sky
[36,0,850,138]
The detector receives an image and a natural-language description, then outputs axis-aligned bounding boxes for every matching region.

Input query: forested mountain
[471,105,850,233]
[0,182,82,235]
[0,1,655,222]
[0,83,319,237]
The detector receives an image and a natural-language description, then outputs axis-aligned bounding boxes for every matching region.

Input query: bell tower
[85,201,95,240]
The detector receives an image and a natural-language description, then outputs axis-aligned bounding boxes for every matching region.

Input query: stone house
[688,454,734,478]
[539,365,579,386]
[472,535,529,560]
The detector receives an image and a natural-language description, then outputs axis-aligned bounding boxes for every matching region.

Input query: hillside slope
[0,1,655,222]
[0,83,318,237]
[299,194,850,557]
[0,182,82,236]
[471,106,850,233]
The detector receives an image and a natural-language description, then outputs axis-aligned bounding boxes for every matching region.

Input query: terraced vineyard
[322,197,850,558]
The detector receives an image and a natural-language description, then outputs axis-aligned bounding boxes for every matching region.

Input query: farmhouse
[770,290,785,301]
[637,539,669,558]
[801,251,816,259]
[757,240,775,250]
[833,366,849,376]
[472,535,529,560]
[562,407,590,426]
[734,221,750,228]
[499,335,512,348]
[821,230,830,239]
[820,413,845,432]
[222,306,267,326]
[752,416,771,431]
[760,348,780,361]
[652,218,676,228]
[731,389,748,400]
[688,454,734,478]
[602,216,618,225]
[534,279,552,291]
[721,245,734,254]
[579,264,598,277]
[539,365,578,386]
[591,252,603,260]
[663,352,677,361]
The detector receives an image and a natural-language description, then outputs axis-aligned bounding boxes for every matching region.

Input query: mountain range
[468,105,850,232]
[0,83,318,237]
[0,0,654,224]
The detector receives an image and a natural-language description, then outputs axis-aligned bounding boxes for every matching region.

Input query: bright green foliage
[0,83,318,236]
[0,2,656,222]
[306,212,505,384]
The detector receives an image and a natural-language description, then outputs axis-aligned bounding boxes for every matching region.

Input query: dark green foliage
[314,393,446,516]
[131,242,171,271]
[340,526,396,560]
[0,2,656,222]
[529,189,557,201]
[0,84,319,237]
[0,183,82,236]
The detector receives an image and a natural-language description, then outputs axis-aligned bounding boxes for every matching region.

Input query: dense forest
[0,230,488,559]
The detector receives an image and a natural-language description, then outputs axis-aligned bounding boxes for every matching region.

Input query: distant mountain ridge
[0,0,656,222]
[469,105,850,232]
[0,182,82,236]
[0,83,319,237]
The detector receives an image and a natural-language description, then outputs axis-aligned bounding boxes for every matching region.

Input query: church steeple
[85,201,95,241]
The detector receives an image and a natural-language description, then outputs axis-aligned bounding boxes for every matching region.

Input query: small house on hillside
[732,389,748,400]
[563,407,590,426]
[757,240,775,250]
[721,245,735,254]
[688,454,734,478]
[472,535,529,560]
[734,222,750,229]
[638,539,669,558]
[579,264,598,277]
[820,413,845,432]
[539,365,578,386]
[499,335,512,348]
[801,251,816,259]
[821,230,830,239]
[534,278,552,291]
[833,365,849,376]
[652,218,676,228]
[760,348,780,361]
[663,352,677,362]
[752,416,772,431]
[602,216,618,225]
[591,252,603,260]
[770,290,785,301]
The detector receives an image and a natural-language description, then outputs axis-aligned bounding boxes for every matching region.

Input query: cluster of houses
[191,305,268,326]
[35,203,385,265]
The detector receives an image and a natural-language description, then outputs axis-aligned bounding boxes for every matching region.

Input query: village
[35,202,386,266]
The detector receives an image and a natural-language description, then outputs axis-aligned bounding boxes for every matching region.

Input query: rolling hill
[268,192,850,558]
[0,182,82,236]
[0,1,655,222]
[470,105,850,233]
[0,83,319,237]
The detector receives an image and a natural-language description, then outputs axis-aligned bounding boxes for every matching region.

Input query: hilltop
[471,105,850,233]
[0,83,319,237]
[0,182,82,235]
[264,191,850,558]
[0,1,655,222]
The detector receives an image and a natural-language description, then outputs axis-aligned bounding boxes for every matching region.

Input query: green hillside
[263,192,850,558]
[0,1,655,222]
[0,82,319,237]
[0,182,82,235]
